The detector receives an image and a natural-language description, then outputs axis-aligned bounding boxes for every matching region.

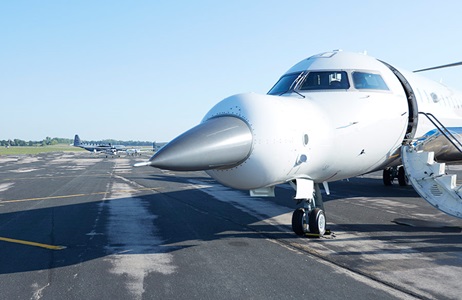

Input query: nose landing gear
[290,179,326,237]
[291,200,326,236]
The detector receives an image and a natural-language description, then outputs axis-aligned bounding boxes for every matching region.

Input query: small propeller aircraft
[74,135,155,157]
[73,134,125,156]
[136,50,462,236]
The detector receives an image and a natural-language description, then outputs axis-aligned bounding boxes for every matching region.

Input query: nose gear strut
[290,179,327,236]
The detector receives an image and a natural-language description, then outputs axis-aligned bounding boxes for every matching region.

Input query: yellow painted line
[0,173,112,181]
[0,188,159,204]
[0,236,66,250]
[1,170,159,182]
[1,193,104,204]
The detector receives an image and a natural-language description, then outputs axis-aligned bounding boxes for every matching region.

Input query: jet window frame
[352,71,390,91]
[268,69,392,96]
[298,70,351,91]
[267,71,305,95]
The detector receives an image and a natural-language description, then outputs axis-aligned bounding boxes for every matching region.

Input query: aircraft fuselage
[148,50,462,191]
[143,50,462,235]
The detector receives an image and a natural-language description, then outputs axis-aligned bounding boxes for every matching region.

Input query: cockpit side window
[299,71,350,90]
[352,72,389,90]
[267,72,304,95]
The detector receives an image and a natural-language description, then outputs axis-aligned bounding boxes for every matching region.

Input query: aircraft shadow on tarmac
[323,177,421,200]
[141,173,214,185]
[0,186,298,275]
[142,172,420,202]
[1,176,462,276]
[327,223,462,258]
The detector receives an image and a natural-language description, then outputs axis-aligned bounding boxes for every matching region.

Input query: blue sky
[1,1,462,142]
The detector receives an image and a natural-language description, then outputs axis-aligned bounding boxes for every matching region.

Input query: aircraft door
[380,60,419,141]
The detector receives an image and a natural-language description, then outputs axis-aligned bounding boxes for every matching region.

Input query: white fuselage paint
[400,68,462,134]
[200,51,462,191]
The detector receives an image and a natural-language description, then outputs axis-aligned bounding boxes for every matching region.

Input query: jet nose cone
[149,116,253,171]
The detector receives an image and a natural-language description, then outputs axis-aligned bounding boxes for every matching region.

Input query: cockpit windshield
[268,70,389,96]
[352,72,389,90]
[299,71,350,90]
[267,72,303,95]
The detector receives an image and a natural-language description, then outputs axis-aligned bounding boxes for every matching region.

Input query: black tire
[291,208,307,236]
[398,166,408,186]
[309,208,326,236]
[383,168,393,186]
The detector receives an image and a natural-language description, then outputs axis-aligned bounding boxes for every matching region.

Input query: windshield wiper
[278,72,305,98]
[279,89,305,98]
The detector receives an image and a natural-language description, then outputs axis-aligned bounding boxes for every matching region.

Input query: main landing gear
[290,180,326,237]
[383,166,408,186]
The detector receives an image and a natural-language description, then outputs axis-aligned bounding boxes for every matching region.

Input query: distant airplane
[136,50,462,236]
[74,134,155,157]
[124,142,159,156]
[73,134,124,157]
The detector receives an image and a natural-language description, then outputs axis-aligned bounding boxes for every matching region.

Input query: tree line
[1,137,72,147]
[1,137,154,147]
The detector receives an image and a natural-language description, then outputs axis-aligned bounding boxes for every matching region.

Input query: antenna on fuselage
[414,61,462,73]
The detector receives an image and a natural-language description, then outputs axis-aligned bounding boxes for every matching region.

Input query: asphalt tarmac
[1,152,461,299]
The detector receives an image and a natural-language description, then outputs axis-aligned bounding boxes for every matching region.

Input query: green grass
[0,144,85,156]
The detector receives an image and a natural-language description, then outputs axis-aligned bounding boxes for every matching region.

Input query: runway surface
[1,152,461,299]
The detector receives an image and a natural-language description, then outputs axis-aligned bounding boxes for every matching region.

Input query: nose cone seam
[148,117,253,171]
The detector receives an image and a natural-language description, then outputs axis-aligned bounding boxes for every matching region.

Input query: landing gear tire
[398,166,408,186]
[309,208,326,235]
[291,207,326,236]
[291,208,307,236]
[383,168,393,186]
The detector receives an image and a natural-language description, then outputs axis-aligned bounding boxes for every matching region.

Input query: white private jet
[136,50,462,237]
